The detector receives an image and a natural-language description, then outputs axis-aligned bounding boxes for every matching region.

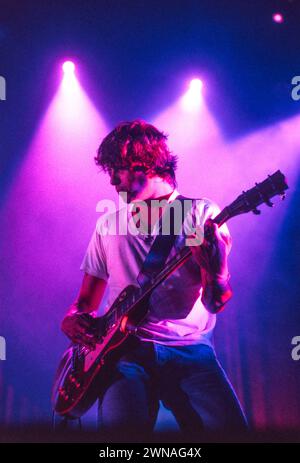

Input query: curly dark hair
[95,120,178,187]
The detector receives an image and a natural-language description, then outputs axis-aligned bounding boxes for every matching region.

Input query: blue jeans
[97,338,248,438]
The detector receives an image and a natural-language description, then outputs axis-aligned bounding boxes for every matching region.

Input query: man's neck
[143,190,174,205]
[131,185,175,234]
[132,180,174,204]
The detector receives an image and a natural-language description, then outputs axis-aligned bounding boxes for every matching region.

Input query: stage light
[272,13,284,24]
[189,78,203,93]
[61,61,77,92]
[181,78,203,111]
[62,61,75,74]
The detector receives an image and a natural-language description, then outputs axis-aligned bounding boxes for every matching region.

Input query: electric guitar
[52,170,288,418]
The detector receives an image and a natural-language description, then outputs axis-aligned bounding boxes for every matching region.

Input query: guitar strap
[136,195,193,287]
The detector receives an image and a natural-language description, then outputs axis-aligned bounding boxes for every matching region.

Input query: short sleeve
[80,225,109,280]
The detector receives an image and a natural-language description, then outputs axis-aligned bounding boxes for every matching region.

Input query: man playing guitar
[61,120,248,439]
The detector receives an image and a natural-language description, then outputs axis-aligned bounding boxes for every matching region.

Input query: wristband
[206,272,231,287]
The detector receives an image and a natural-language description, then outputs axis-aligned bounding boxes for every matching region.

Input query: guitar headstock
[216,170,289,225]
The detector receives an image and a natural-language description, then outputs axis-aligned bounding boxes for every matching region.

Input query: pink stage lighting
[181,78,203,111]
[189,78,203,92]
[61,60,77,91]
[272,13,284,24]
[62,61,75,74]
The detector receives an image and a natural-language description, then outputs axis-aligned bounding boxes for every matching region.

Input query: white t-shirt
[80,190,231,346]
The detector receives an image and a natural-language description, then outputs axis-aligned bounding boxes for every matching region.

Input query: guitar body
[52,284,150,418]
[52,170,288,419]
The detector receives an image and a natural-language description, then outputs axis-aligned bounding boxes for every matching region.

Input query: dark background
[0,0,299,435]
[1,0,299,196]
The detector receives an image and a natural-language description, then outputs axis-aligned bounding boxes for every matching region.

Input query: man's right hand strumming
[61,312,101,350]
[61,273,108,349]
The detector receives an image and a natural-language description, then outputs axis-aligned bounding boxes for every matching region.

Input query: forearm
[66,300,97,316]
[61,275,107,347]
[201,271,233,314]
[65,273,107,317]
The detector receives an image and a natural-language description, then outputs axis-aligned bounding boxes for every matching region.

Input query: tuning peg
[265,199,274,207]
[252,208,261,215]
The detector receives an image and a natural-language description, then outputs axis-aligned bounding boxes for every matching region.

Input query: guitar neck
[147,207,228,291]
[129,204,235,308]
[105,170,288,327]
